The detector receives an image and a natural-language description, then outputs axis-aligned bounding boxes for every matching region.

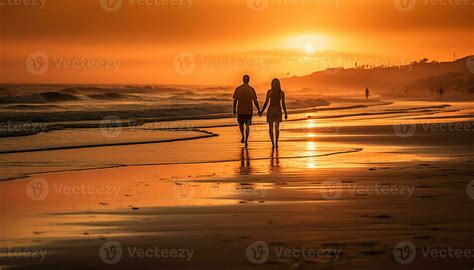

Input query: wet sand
[1,99,473,269]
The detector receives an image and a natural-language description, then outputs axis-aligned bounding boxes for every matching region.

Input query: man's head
[243,75,250,84]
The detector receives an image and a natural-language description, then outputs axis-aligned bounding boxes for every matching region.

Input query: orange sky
[0,0,472,85]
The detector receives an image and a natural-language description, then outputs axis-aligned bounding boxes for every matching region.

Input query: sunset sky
[1,0,472,85]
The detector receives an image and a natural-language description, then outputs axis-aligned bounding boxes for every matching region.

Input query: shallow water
[0,97,472,181]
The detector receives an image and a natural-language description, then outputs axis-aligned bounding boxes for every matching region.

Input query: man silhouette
[233,75,260,147]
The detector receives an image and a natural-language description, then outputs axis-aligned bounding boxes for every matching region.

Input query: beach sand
[1,98,473,269]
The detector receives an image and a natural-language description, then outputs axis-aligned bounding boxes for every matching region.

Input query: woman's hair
[271,78,282,99]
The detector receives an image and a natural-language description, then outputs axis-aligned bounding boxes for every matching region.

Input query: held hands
[258,110,263,117]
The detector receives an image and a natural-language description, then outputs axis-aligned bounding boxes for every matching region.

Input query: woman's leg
[268,123,275,147]
[275,122,280,147]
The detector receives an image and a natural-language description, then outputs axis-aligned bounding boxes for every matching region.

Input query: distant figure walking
[439,87,445,99]
[233,75,260,147]
[365,87,370,100]
[260,79,288,148]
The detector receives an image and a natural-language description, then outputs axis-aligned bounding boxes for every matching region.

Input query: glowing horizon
[1,0,472,85]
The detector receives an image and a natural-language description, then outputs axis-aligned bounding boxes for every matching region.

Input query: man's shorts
[237,114,253,126]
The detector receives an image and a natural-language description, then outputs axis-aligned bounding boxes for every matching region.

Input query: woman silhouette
[260,79,288,148]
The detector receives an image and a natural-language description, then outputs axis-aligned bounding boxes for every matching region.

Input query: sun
[283,34,331,54]
[304,44,316,54]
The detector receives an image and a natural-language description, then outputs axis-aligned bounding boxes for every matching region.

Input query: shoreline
[1,99,473,269]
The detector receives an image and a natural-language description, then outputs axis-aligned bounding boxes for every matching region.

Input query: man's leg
[245,123,250,147]
[239,124,245,143]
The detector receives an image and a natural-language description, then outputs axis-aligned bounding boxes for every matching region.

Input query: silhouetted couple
[233,75,288,148]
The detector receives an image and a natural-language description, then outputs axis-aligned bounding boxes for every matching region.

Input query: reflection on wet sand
[239,147,251,175]
[306,141,318,169]
[270,147,280,174]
